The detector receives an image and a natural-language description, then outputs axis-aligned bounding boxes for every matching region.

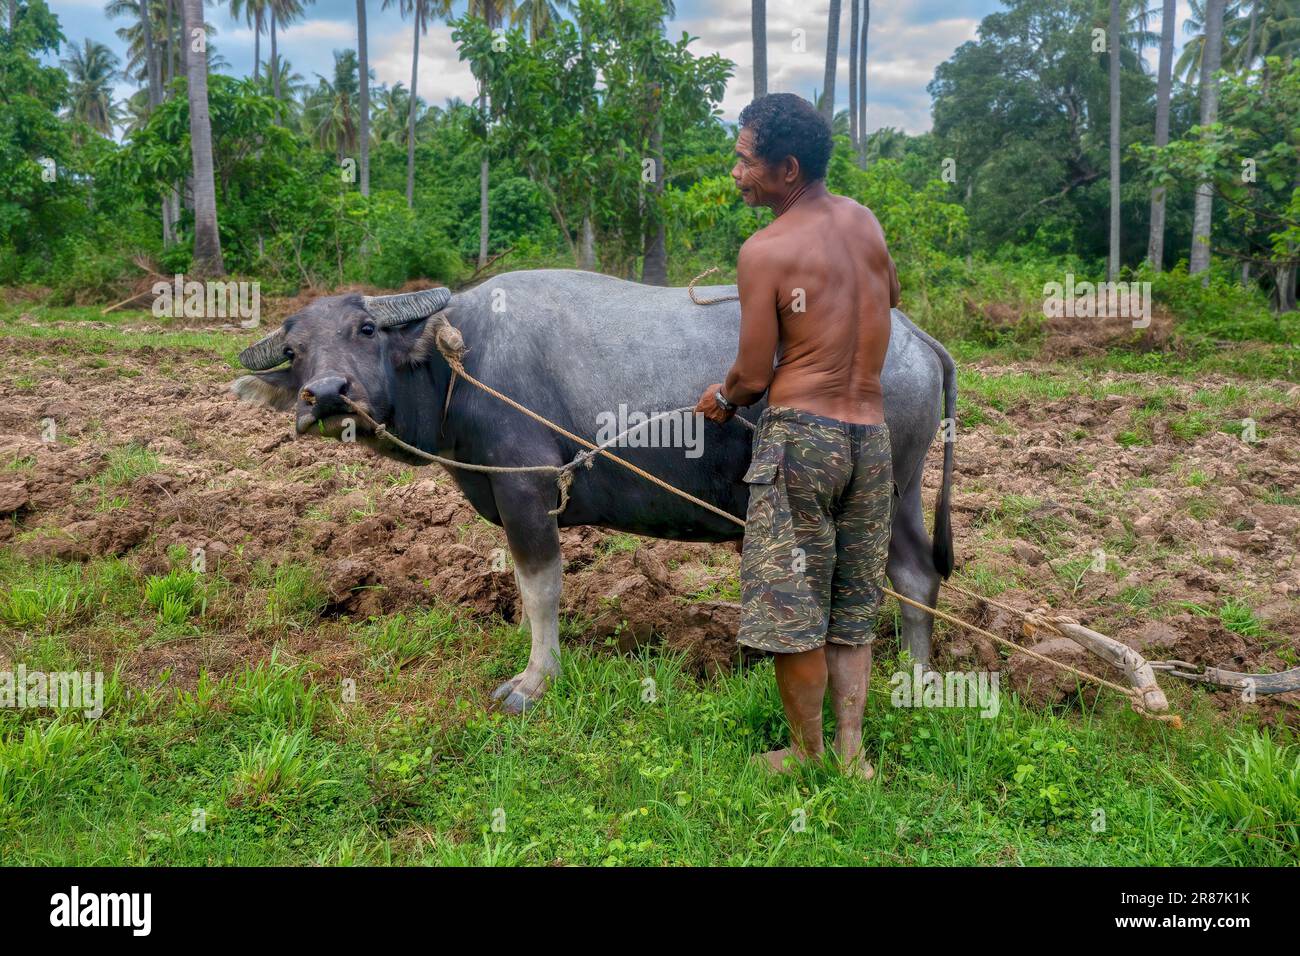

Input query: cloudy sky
[48,0,1196,136]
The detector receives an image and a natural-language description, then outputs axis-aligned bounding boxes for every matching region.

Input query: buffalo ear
[231,370,297,411]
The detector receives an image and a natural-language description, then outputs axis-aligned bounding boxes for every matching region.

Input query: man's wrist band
[714,390,736,411]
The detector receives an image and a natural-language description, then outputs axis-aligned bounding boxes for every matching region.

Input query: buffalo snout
[297,375,352,431]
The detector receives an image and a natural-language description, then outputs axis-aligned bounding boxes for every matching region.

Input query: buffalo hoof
[500,691,537,715]
[490,672,548,714]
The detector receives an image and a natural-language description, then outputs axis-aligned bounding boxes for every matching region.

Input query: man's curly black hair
[738,93,833,183]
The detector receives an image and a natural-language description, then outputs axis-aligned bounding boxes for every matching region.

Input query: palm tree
[511,0,566,42]
[1224,0,1300,71]
[269,0,309,106]
[1190,0,1228,277]
[263,56,305,122]
[1107,0,1122,281]
[1233,0,1262,68]
[107,0,163,109]
[752,0,767,98]
[848,0,859,148]
[114,1,224,86]
[832,108,857,137]
[229,0,268,80]
[820,0,841,125]
[862,126,907,163]
[469,0,515,265]
[181,0,224,275]
[1173,0,1280,83]
[303,49,360,161]
[639,0,674,285]
[110,0,179,242]
[858,0,869,164]
[266,55,305,93]
[1176,0,1212,83]
[62,40,122,137]
[356,0,370,195]
[372,83,418,144]
[1147,0,1176,270]
[384,0,450,208]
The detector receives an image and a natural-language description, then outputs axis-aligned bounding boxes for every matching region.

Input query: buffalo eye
[360,321,376,337]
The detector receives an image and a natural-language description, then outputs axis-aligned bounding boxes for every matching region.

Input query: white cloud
[370,24,480,105]
[675,0,983,133]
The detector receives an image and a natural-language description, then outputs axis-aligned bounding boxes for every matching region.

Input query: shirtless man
[695,93,899,779]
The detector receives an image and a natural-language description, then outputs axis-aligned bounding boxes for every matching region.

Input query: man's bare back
[698,125,898,428]
[744,191,897,425]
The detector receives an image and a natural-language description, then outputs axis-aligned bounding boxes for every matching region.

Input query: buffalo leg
[886,474,940,666]
[489,474,563,714]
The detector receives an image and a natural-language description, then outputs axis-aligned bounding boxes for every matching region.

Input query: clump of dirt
[1041,304,1178,359]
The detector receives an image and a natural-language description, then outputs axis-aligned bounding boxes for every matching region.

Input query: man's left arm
[696,243,780,423]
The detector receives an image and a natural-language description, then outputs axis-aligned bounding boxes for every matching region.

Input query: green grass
[0,579,83,631]
[73,445,162,513]
[0,562,1295,865]
[0,306,241,363]
[1219,599,1265,639]
[254,561,329,628]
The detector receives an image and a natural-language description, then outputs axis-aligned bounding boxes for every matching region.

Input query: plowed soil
[1,310,1297,725]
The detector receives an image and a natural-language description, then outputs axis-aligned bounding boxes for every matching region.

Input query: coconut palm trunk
[140,0,168,243]
[1242,0,1258,68]
[1189,0,1227,277]
[821,0,841,124]
[641,101,667,285]
[406,4,420,207]
[1146,0,1175,270]
[182,0,224,276]
[849,0,859,148]
[271,7,280,101]
[253,8,262,81]
[164,0,173,84]
[161,0,180,245]
[478,147,489,266]
[357,0,370,196]
[1107,0,1121,281]
[579,217,595,270]
[752,0,766,98]
[141,0,161,107]
[858,0,869,164]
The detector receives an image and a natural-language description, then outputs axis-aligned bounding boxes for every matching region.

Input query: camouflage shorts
[737,406,893,654]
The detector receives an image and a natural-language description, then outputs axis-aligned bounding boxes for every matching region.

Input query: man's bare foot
[753,746,821,774]
[832,738,875,780]
[839,752,875,780]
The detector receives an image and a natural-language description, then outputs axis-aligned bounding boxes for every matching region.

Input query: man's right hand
[695,384,735,424]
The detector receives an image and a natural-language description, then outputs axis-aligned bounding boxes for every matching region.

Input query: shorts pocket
[743,428,783,485]
[743,456,779,485]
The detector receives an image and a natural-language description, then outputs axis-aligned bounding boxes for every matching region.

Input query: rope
[687,267,741,305]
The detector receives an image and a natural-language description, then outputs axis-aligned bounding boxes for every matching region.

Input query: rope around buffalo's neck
[339,300,1178,726]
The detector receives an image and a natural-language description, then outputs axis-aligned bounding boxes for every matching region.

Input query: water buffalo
[232,269,955,713]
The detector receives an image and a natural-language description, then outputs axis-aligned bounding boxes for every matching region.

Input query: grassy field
[0,299,1297,866]
[0,551,1296,866]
